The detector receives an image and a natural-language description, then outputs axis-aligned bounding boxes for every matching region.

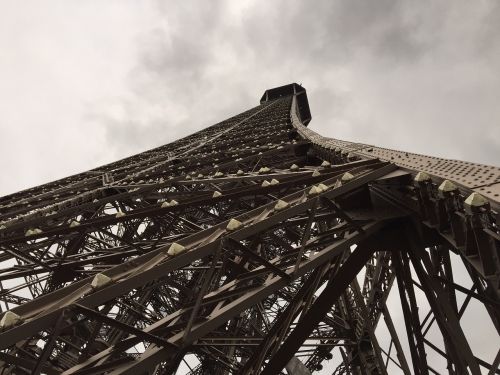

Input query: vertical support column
[406,227,481,375]
[393,250,429,375]
[260,242,375,375]
[381,304,412,375]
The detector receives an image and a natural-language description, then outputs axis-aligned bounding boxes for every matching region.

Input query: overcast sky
[0,1,499,372]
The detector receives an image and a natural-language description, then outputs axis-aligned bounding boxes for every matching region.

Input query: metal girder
[0,83,498,375]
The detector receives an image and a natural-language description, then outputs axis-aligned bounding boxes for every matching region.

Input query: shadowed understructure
[0,83,498,374]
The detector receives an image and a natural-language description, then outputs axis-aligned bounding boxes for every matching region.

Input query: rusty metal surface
[290,98,500,205]
[0,83,497,375]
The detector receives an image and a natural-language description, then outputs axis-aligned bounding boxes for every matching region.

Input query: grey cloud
[238,0,430,67]
[88,0,499,170]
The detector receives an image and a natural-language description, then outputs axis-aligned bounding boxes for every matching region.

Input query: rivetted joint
[464,192,489,215]
[226,218,243,231]
[270,179,280,186]
[414,171,431,183]
[0,311,23,330]
[167,242,186,256]
[69,220,80,228]
[274,200,289,212]
[341,172,354,183]
[91,273,112,289]
[318,183,329,192]
[307,185,322,196]
[26,228,43,237]
[258,167,271,174]
[437,180,458,198]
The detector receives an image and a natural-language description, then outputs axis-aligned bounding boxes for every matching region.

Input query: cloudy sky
[0,1,499,372]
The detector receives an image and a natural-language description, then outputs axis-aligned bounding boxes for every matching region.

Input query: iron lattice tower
[0,84,499,375]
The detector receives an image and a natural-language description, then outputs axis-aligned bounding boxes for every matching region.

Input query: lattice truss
[0,84,498,374]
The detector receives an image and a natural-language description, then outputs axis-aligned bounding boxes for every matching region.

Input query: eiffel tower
[0,83,498,374]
